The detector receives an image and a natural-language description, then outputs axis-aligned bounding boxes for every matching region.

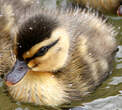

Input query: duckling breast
[7,71,69,106]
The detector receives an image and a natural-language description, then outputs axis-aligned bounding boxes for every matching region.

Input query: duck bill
[5,59,28,86]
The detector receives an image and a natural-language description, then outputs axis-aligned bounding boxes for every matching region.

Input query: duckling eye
[35,38,59,57]
[35,46,48,56]
[25,46,48,63]
[25,39,59,63]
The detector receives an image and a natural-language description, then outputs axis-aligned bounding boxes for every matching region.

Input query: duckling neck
[8,71,68,106]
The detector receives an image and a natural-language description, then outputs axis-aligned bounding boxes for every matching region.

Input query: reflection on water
[116,46,122,58]
[0,0,122,110]
[109,77,122,85]
[83,94,122,110]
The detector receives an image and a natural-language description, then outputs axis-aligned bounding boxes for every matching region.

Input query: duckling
[0,1,15,75]
[2,0,117,107]
[0,0,38,75]
[73,0,121,14]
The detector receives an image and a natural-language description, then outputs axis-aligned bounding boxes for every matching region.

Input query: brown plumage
[0,3,14,75]
[73,0,121,14]
[0,0,117,107]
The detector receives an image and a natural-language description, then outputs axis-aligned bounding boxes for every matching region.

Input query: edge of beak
[5,59,28,86]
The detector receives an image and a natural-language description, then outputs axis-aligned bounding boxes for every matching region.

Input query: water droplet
[29,27,33,30]
[15,107,23,110]
[19,45,22,48]
[16,101,21,105]
[106,86,110,88]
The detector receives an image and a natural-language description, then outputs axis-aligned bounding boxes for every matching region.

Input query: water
[0,0,122,110]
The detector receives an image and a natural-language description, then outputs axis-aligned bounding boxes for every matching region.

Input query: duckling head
[5,14,70,106]
[6,14,70,85]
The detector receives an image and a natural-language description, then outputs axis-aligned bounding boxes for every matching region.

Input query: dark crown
[16,14,58,60]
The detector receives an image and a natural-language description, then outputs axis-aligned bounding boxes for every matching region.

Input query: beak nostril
[20,67,23,70]
[18,67,24,71]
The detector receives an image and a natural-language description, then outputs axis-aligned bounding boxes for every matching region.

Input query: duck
[72,0,121,14]
[1,0,117,107]
[0,2,15,75]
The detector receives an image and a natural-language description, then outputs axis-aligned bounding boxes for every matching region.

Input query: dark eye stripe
[25,39,59,63]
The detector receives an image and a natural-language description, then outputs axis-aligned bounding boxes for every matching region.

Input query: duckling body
[73,0,121,14]
[1,0,117,107]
